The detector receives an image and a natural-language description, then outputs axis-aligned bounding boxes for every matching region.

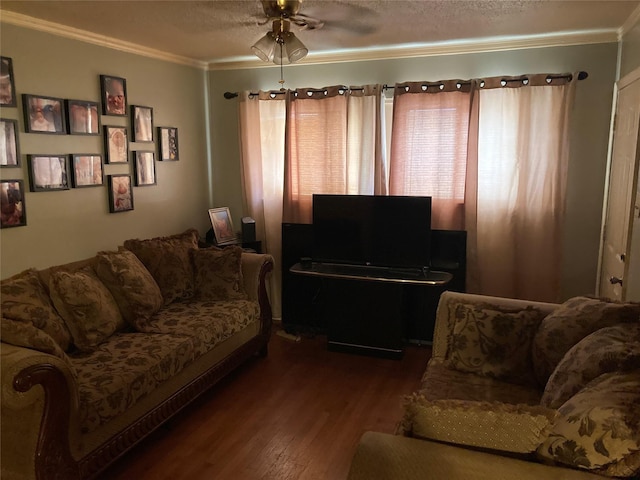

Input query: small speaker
[241,217,256,243]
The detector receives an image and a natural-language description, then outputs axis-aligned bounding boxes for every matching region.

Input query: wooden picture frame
[158,126,179,161]
[100,75,127,116]
[104,126,128,164]
[0,118,20,167]
[27,154,70,191]
[208,207,237,245]
[0,57,17,107]
[22,94,66,134]
[0,179,26,228]
[134,151,156,186]
[71,154,103,188]
[108,174,134,213]
[66,99,100,135]
[131,105,153,142]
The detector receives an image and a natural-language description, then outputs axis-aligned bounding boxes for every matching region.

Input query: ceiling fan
[257,0,325,31]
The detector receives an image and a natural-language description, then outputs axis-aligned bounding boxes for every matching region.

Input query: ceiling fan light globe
[282,32,308,63]
[252,32,276,62]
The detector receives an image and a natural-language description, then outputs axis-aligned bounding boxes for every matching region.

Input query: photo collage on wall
[0,58,181,227]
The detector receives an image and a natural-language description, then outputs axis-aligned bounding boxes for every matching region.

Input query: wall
[0,24,210,278]
[208,43,619,301]
[620,13,640,77]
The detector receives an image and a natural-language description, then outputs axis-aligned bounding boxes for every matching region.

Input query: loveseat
[1,228,274,480]
[348,291,640,480]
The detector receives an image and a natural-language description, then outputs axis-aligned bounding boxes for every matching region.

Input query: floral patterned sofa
[1,229,273,480]
[348,291,640,480]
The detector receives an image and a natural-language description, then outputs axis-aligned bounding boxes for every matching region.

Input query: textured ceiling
[1,0,639,66]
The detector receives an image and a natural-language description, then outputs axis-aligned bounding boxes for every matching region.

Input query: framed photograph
[104,126,128,164]
[108,174,134,213]
[208,207,237,245]
[0,179,26,228]
[131,105,153,142]
[0,118,20,167]
[158,126,179,161]
[66,99,100,135]
[22,94,66,134]
[27,154,70,191]
[0,57,16,107]
[71,154,103,188]
[134,151,156,186]
[100,75,127,116]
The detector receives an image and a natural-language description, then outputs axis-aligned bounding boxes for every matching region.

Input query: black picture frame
[66,99,100,135]
[0,57,17,107]
[27,154,70,191]
[100,75,127,116]
[104,126,128,164]
[158,126,179,161]
[0,118,20,167]
[134,151,156,186]
[108,174,134,213]
[0,179,26,228]
[22,94,66,134]
[71,154,103,188]
[131,105,153,142]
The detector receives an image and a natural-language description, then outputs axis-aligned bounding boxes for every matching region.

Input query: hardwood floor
[99,328,430,480]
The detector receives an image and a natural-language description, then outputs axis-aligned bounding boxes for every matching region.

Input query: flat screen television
[312,194,432,270]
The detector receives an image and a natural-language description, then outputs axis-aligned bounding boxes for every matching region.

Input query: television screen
[312,194,432,270]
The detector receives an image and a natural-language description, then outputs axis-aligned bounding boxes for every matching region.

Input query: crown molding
[0,10,208,70]
[208,29,619,71]
[619,2,640,38]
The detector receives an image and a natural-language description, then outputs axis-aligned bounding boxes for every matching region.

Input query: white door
[599,70,640,300]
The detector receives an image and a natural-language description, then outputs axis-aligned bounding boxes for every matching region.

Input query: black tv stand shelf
[290,262,452,358]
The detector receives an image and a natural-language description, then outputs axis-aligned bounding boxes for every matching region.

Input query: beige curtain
[466,74,577,302]
[389,80,474,230]
[239,90,286,319]
[283,84,386,223]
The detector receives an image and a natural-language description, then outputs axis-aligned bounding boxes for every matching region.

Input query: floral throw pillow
[541,323,640,409]
[123,228,199,305]
[1,268,72,351]
[537,370,640,477]
[532,296,640,386]
[95,249,163,325]
[49,268,124,352]
[444,302,546,386]
[191,246,247,301]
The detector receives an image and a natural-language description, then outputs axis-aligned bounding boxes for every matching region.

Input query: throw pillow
[398,394,557,454]
[191,246,247,301]
[541,323,640,409]
[1,315,70,361]
[537,370,640,476]
[444,302,546,385]
[95,249,163,325]
[1,268,73,351]
[123,228,199,304]
[532,296,640,386]
[49,268,124,352]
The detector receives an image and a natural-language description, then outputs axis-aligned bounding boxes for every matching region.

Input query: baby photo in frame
[104,126,128,164]
[27,154,69,191]
[66,99,100,135]
[0,57,16,107]
[134,151,156,186]
[71,154,103,188]
[0,179,26,228]
[22,94,66,134]
[108,174,134,213]
[132,105,153,142]
[100,75,127,116]
[208,207,237,245]
[0,118,20,167]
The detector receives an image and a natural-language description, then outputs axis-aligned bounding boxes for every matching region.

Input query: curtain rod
[223,71,588,99]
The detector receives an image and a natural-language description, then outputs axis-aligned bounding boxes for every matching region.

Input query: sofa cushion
[191,246,247,301]
[537,370,640,476]
[49,268,125,352]
[397,394,557,454]
[532,296,640,386]
[123,228,199,305]
[70,332,197,433]
[95,249,163,324]
[541,323,640,409]
[134,299,260,354]
[444,302,545,386]
[1,269,72,351]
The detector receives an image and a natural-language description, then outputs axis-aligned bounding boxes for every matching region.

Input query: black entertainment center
[282,195,467,358]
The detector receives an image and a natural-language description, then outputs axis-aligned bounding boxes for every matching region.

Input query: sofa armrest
[241,252,274,339]
[1,342,80,480]
[347,432,604,480]
[432,291,559,362]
